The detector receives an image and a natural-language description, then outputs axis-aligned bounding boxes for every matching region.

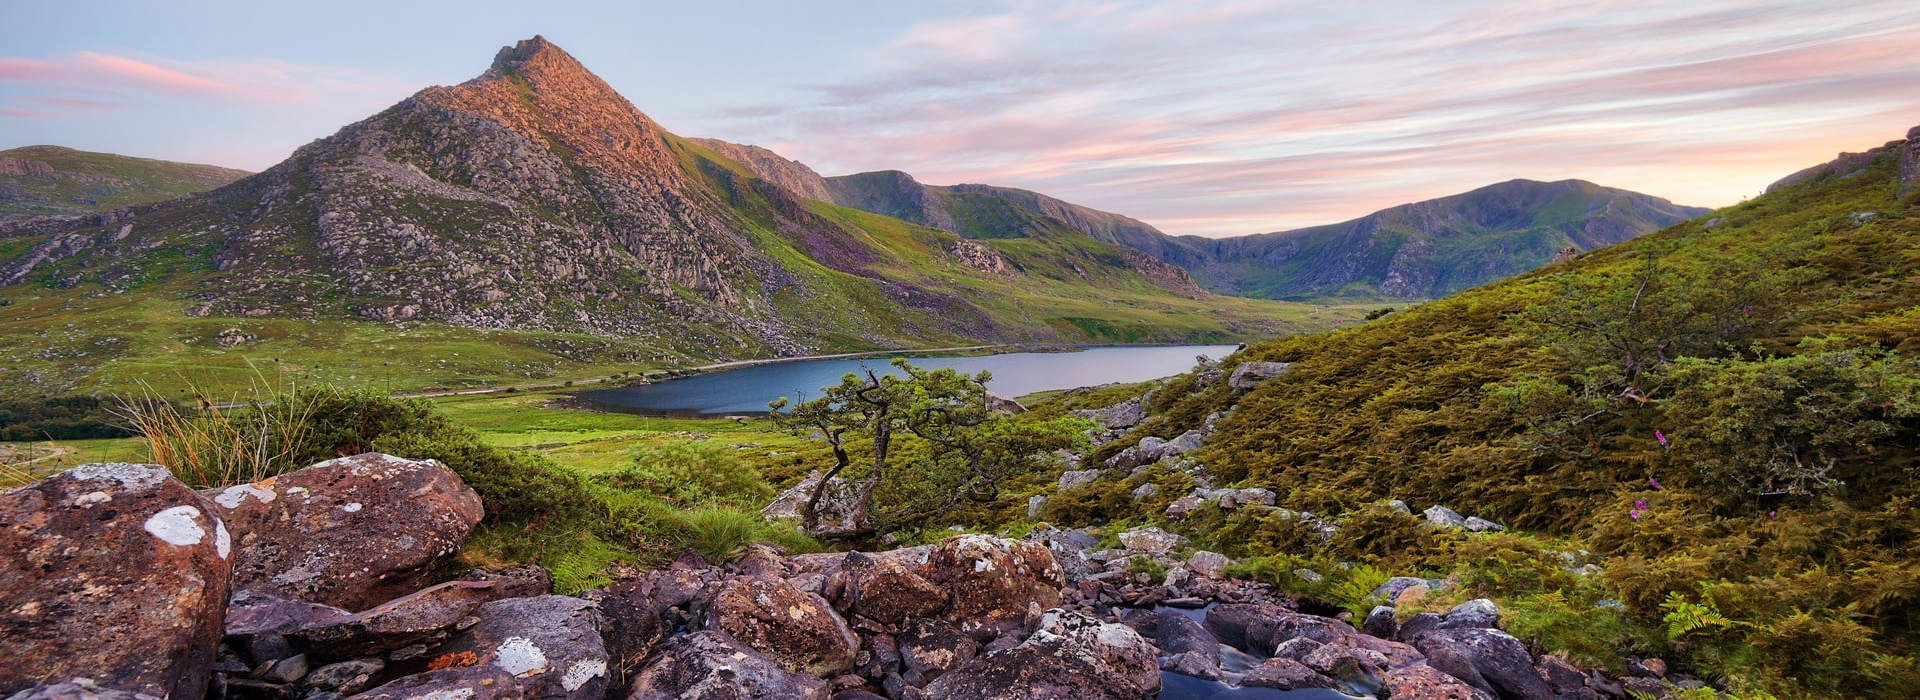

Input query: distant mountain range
[698,148,1709,302]
[0,146,250,220]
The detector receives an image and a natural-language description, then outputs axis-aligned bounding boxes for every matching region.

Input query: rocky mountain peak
[488,34,558,72]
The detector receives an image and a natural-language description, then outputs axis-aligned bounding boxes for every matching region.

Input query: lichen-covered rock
[1185,550,1229,578]
[0,463,231,699]
[760,470,861,537]
[1382,662,1495,700]
[1423,505,1467,529]
[290,579,504,656]
[209,453,483,611]
[836,551,949,626]
[1117,526,1186,554]
[707,575,860,676]
[579,569,706,678]
[921,609,1159,700]
[1055,469,1101,491]
[1439,598,1500,630]
[426,595,610,700]
[624,631,830,700]
[1227,361,1291,391]
[898,619,979,686]
[924,535,1063,640]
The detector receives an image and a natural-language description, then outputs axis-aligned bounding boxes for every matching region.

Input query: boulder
[1464,516,1506,532]
[707,575,860,676]
[1129,483,1158,501]
[1362,605,1398,639]
[761,471,861,537]
[1411,627,1553,700]
[210,453,483,611]
[426,595,611,700]
[1242,658,1338,690]
[920,610,1159,700]
[984,392,1027,415]
[578,569,700,678]
[303,659,384,693]
[1370,576,1440,602]
[1068,397,1144,430]
[1163,496,1205,521]
[1423,505,1467,529]
[1301,642,1389,689]
[1243,611,1357,654]
[1055,469,1100,492]
[348,666,524,700]
[1160,650,1223,680]
[1186,550,1229,578]
[1383,662,1496,700]
[1201,603,1291,651]
[1026,495,1046,518]
[1227,361,1291,391]
[1117,526,1186,554]
[1439,598,1500,630]
[835,550,950,626]
[898,619,979,686]
[0,464,231,699]
[1396,612,1444,643]
[290,579,504,656]
[924,535,1063,640]
[624,630,829,700]
[1154,613,1220,660]
[1216,488,1275,509]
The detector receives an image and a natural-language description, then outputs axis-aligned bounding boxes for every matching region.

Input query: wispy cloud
[0,50,412,117]
[708,0,1920,236]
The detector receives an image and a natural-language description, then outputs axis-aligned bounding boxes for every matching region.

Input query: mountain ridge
[0,145,251,221]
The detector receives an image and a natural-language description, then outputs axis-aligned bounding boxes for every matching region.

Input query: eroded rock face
[1069,397,1144,430]
[920,610,1159,700]
[209,453,483,611]
[0,464,231,699]
[923,535,1063,640]
[426,595,610,700]
[707,575,860,677]
[624,631,830,700]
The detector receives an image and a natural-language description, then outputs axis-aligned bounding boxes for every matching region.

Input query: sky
[3,0,1917,237]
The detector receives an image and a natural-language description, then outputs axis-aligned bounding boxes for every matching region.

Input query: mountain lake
[577,344,1242,417]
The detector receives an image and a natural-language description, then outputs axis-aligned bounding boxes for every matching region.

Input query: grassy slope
[991,151,1919,697]
[0,146,251,219]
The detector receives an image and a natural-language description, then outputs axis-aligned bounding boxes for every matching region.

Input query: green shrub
[603,439,773,508]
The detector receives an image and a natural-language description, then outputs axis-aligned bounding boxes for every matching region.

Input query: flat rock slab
[0,464,231,699]
[209,452,483,611]
[291,579,502,656]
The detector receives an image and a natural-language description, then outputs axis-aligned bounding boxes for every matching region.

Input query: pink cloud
[0,50,410,118]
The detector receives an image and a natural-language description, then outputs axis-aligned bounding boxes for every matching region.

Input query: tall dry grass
[117,379,319,489]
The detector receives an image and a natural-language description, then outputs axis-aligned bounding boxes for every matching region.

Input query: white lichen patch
[560,658,607,691]
[214,483,277,509]
[215,520,232,560]
[494,636,548,677]
[143,505,207,547]
[70,463,170,491]
[73,491,112,508]
[342,502,363,513]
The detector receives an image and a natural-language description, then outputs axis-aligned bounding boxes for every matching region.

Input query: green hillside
[0,146,250,220]
[988,135,1920,697]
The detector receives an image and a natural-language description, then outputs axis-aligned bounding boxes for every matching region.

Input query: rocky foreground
[3,453,1680,700]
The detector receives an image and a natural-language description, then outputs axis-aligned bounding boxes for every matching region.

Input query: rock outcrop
[209,452,483,610]
[0,464,231,699]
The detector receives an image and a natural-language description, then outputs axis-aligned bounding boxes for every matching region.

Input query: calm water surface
[578,345,1239,417]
